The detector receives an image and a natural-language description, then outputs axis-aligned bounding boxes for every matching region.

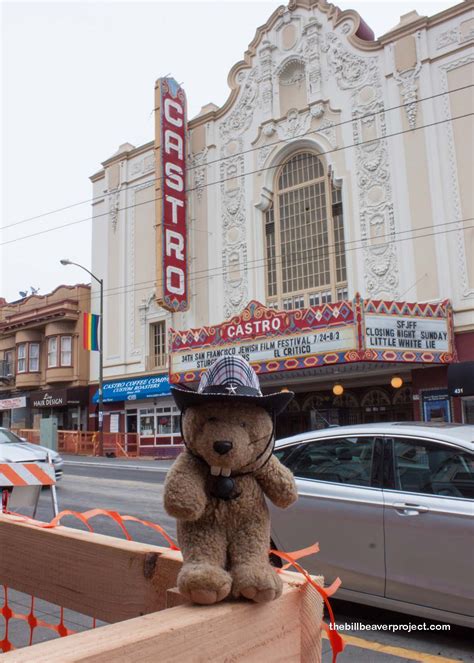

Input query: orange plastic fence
[15,430,144,458]
[0,510,344,661]
[0,585,82,653]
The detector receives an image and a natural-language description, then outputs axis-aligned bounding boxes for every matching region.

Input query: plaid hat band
[171,355,294,415]
[198,356,262,394]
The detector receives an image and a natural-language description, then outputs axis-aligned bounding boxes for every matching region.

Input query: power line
[79,216,474,303]
[31,217,472,307]
[2,83,472,232]
[2,111,472,248]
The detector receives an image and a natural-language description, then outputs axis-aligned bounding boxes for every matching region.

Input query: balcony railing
[145,354,168,371]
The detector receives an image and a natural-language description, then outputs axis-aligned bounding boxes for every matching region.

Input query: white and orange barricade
[0,458,58,517]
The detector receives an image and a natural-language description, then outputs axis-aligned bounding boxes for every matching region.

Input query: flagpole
[98,277,104,457]
[60,259,104,456]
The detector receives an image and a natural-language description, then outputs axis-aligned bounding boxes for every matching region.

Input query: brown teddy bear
[164,356,298,605]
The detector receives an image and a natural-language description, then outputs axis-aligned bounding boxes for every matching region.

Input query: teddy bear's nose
[213,440,233,455]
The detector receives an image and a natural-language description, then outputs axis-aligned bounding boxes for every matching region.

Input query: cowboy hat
[171,356,294,416]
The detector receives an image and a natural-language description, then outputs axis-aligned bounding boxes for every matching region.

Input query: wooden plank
[0,515,182,622]
[5,584,306,662]
[300,580,324,663]
[166,587,188,609]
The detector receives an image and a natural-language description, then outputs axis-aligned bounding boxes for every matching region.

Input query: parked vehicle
[270,422,474,627]
[0,428,64,481]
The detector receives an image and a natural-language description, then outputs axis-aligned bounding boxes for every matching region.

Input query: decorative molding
[189,149,208,200]
[436,22,473,50]
[143,154,155,173]
[322,32,375,90]
[278,58,306,86]
[323,32,399,298]
[129,154,155,180]
[218,69,260,317]
[317,119,337,149]
[219,68,259,143]
[438,54,474,298]
[302,17,322,100]
[128,189,138,357]
[254,185,273,212]
[276,108,312,140]
[133,181,154,193]
[393,63,422,130]
[436,27,459,50]
[108,190,120,233]
[258,40,275,119]
[258,145,273,168]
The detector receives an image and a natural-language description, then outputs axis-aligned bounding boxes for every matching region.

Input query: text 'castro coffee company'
[155,77,188,312]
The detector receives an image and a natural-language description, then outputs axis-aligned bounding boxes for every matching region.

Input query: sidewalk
[61,453,175,471]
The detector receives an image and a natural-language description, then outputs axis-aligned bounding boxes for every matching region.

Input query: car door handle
[392,502,430,515]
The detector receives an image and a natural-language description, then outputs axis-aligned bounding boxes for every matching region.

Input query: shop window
[139,410,155,437]
[28,343,40,372]
[48,338,58,368]
[60,336,72,366]
[264,152,347,310]
[137,405,181,443]
[17,344,26,373]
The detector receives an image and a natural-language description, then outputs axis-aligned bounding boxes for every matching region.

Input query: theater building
[89,0,474,450]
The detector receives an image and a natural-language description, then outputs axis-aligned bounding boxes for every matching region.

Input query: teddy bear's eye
[207,417,218,423]
[240,422,247,428]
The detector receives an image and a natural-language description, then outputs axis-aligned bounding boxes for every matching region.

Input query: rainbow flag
[83,312,100,351]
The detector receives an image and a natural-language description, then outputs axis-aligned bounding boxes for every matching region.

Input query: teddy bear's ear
[182,407,197,441]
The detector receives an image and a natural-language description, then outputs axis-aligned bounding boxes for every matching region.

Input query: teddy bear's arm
[255,455,298,508]
[163,452,207,521]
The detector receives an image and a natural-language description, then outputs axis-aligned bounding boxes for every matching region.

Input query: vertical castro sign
[155,77,188,311]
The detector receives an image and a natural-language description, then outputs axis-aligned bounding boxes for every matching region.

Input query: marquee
[169,298,455,384]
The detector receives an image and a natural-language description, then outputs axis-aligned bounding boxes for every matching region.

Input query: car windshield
[0,429,22,444]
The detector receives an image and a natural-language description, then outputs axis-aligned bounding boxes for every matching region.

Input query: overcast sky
[0,0,457,303]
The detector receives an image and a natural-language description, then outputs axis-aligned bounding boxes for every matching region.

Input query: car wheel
[269,539,283,568]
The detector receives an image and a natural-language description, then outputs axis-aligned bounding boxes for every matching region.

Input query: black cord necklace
[179,411,276,501]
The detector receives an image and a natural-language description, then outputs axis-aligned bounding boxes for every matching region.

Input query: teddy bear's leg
[228,514,283,603]
[177,520,232,605]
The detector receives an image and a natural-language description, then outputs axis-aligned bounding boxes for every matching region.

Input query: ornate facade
[89,1,474,445]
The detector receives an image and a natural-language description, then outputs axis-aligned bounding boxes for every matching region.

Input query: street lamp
[60,259,104,456]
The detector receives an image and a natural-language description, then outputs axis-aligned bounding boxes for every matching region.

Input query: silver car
[0,427,64,482]
[270,422,473,627]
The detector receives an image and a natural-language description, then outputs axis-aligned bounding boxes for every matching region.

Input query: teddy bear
[164,355,298,606]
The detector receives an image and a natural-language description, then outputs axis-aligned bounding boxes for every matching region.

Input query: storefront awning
[92,375,171,403]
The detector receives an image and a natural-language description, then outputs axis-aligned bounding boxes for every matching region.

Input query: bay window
[28,343,40,372]
[60,336,72,366]
[48,337,58,368]
[17,344,26,373]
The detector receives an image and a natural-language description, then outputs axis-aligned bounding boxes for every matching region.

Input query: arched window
[264,152,347,310]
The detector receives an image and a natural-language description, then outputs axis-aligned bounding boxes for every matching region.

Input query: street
[22,457,472,663]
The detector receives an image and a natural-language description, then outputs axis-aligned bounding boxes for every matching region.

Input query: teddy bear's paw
[231,564,283,603]
[178,563,232,605]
